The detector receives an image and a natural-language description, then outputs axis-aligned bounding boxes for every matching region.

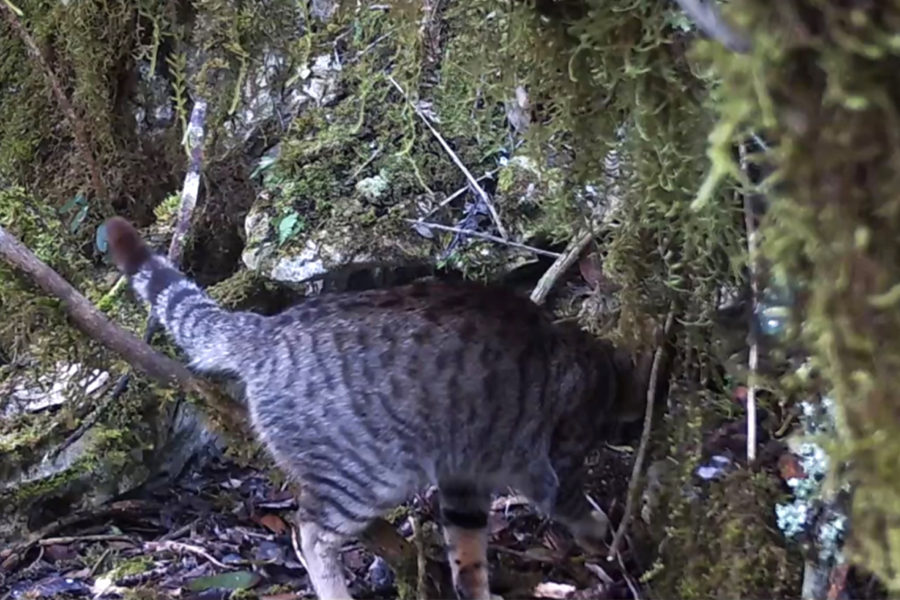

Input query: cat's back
[278,279,555,336]
[254,279,600,407]
[246,278,614,489]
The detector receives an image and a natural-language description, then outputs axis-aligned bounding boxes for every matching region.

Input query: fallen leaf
[258,513,288,535]
[578,252,606,289]
[44,543,75,562]
[778,452,807,481]
[533,581,577,599]
[187,570,261,592]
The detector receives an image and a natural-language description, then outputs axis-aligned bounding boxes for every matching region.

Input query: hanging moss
[691,0,900,590]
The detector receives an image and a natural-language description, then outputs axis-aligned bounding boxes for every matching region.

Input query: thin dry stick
[387,75,509,240]
[615,547,643,600]
[1,4,110,213]
[88,548,112,578]
[144,540,231,570]
[421,170,498,220]
[607,312,675,560]
[741,142,760,463]
[530,230,594,305]
[405,219,561,259]
[39,534,135,546]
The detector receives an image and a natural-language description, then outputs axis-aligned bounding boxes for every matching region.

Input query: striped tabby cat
[105,216,650,600]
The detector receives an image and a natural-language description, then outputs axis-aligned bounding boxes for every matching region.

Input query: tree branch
[0,225,248,436]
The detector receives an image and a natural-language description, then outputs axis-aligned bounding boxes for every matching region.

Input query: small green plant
[153,193,181,225]
[59,192,89,234]
[276,211,304,245]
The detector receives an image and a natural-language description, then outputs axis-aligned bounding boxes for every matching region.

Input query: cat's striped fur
[105,216,648,600]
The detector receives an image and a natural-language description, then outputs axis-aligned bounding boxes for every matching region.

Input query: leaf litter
[1,446,639,599]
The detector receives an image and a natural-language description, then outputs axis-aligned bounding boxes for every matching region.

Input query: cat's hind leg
[294,474,386,600]
[297,519,354,600]
[438,481,493,600]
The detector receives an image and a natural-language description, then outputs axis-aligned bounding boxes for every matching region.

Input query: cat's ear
[105,217,152,275]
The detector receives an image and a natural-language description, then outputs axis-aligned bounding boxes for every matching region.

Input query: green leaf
[60,193,86,214]
[187,571,261,592]
[277,212,299,245]
[69,204,89,233]
[95,224,108,253]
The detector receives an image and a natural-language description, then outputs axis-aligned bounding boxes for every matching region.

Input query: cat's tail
[105,216,261,375]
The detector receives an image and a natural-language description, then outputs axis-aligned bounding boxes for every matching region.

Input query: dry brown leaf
[257,513,288,535]
[778,452,807,481]
[578,252,605,289]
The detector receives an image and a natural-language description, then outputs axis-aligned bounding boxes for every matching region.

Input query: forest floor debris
[1,446,639,600]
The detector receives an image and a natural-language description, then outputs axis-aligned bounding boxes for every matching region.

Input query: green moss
[7,458,94,505]
[694,0,900,588]
[109,556,154,579]
[647,392,802,599]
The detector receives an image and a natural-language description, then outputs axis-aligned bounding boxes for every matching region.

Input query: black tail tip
[105,217,151,275]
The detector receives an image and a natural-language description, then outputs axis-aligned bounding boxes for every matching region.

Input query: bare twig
[0,226,194,388]
[405,219,561,259]
[387,75,509,239]
[39,534,135,546]
[671,0,752,54]
[348,144,382,182]
[1,3,110,213]
[740,142,759,463]
[158,519,198,542]
[490,545,558,565]
[607,312,675,559]
[143,540,231,570]
[421,170,498,220]
[530,230,594,305]
[88,548,112,578]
